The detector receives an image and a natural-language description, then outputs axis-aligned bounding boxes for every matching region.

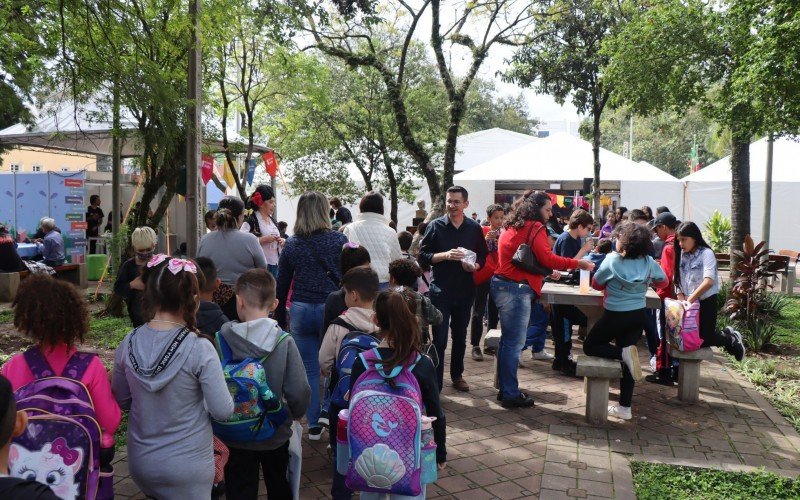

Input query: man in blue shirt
[419,186,488,392]
[35,218,65,267]
[551,209,593,376]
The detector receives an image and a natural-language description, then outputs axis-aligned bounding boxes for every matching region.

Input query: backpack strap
[360,348,405,379]
[215,331,233,364]
[260,331,291,363]
[61,351,98,381]
[22,347,56,379]
[329,317,358,333]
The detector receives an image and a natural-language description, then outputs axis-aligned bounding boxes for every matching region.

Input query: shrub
[704,210,732,253]
[725,235,787,352]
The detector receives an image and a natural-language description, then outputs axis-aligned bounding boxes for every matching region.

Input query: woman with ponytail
[112,255,233,498]
[198,196,267,320]
[242,184,284,277]
[349,290,447,485]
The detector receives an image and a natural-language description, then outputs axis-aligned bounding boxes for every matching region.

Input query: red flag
[262,151,278,178]
[201,154,214,185]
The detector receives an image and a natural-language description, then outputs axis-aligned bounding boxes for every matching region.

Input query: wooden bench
[670,347,713,403]
[576,356,622,425]
[715,252,731,270]
[778,250,798,295]
[0,263,88,301]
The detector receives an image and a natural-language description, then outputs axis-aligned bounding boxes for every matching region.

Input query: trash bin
[86,254,108,281]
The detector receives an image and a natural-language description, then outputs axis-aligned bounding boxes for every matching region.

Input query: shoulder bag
[511,223,553,276]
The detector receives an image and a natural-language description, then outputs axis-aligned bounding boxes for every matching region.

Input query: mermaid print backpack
[346,349,424,496]
[10,348,105,500]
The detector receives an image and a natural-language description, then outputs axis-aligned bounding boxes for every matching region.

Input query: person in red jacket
[491,191,594,408]
[470,204,505,360]
[646,212,679,385]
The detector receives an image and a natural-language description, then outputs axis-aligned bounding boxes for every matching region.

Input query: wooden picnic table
[540,282,661,331]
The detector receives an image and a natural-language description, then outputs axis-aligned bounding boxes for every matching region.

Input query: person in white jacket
[342,191,402,287]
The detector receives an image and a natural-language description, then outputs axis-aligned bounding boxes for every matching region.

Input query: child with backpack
[1,275,121,500]
[320,267,382,499]
[213,268,310,499]
[0,374,60,500]
[111,255,234,498]
[583,222,668,420]
[196,257,230,337]
[323,243,372,333]
[388,259,442,333]
[344,290,446,499]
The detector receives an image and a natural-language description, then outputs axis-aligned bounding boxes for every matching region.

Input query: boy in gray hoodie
[220,268,310,499]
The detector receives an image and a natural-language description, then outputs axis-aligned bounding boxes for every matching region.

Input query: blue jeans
[267,264,279,279]
[490,277,533,400]
[523,301,548,352]
[289,301,324,429]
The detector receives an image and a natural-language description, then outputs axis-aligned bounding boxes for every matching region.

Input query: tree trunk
[591,112,602,219]
[729,135,751,275]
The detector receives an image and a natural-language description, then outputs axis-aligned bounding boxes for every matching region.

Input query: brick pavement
[113,337,800,499]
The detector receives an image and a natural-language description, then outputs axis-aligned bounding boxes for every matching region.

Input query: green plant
[732,357,800,432]
[632,462,800,499]
[86,316,132,350]
[704,210,732,253]
[725,235,787,352]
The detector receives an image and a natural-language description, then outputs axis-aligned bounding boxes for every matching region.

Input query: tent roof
[682,136,800,183]
[454,128,538,172]
[454,132,680,182]
[0,99,270,158]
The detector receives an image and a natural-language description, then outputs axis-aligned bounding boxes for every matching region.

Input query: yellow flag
[556,195,565,206]
[223,160,236,190]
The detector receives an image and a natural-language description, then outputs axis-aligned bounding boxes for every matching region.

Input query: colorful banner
[556,195,565,207]
[262,151,278,178]
[247,158,256,184]
[201,154,214,186]
[564,196,573,207]
[548,193,557,206]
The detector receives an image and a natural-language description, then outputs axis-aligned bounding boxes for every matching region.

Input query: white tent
[682,136,800,251]
[454,132,684,217]
[275,128,538,232]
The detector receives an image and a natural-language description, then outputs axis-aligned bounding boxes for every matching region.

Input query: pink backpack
[345,349,424,496]
[664,298,703,352]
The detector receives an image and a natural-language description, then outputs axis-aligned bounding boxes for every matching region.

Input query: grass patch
[773,296,800,346]
[86,315,132,350]
[0,309,13,324]
[731,357,800,433]
[115,412,128,448]
[632,462,800,499]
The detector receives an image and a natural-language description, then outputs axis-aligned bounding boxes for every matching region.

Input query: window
[32,165,42,172]
[10,164,20,172]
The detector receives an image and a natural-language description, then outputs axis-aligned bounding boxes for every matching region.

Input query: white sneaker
[649,355,657,373]
[608,405,632,420]
[533,350,555,361]
[622,345,643,381]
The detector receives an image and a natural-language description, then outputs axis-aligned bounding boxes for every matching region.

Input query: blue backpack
[212,331,289,442]
[329,318,380,409]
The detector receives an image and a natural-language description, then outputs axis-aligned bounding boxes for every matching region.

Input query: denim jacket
[677,246,719,300]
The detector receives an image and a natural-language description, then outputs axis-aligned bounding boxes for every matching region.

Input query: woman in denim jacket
[674,222,745,360]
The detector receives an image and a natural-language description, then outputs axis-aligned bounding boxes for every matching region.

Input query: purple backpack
[9,348,104,500]
[346,349,424,496]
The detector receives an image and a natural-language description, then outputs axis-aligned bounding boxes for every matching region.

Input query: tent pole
[185,0,201,257]
[762,134,774,251]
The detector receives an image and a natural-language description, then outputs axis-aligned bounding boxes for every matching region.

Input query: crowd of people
[0,183,748,499]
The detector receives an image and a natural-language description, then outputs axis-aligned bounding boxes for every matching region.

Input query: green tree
[603,0,800,265]
[579,106,721,178]
[462,79,539,135]
[506,0,624,217]
[303,0,537,213]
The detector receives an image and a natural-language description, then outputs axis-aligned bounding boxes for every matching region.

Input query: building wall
[1,147,97,172]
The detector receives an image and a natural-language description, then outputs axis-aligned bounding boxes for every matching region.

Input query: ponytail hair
[216,196,245,231]
[374,290,420,372]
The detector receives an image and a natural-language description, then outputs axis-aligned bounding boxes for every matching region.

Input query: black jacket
[197,300,230,337]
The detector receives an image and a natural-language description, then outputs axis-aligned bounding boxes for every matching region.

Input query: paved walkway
[113,337,800,499]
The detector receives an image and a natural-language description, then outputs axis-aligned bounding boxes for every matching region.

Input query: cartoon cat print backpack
[346,349,424,496]
[10,348,108,500]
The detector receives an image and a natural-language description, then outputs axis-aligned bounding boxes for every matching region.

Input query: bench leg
[493,355,499,390]
[677,360,702,403]
[0,273,20,302]
[585,377,610,425]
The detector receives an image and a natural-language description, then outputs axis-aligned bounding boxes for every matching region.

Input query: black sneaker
[560,359,578,378]
[308,427,323,441]
[724,327,746,361]
[318,409,330,428]
[501,393,535,408]
[496,391,503,402]
[645,373,674,386]
[552,358,563,371]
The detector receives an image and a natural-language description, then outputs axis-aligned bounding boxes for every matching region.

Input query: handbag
[511,223,553,276]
